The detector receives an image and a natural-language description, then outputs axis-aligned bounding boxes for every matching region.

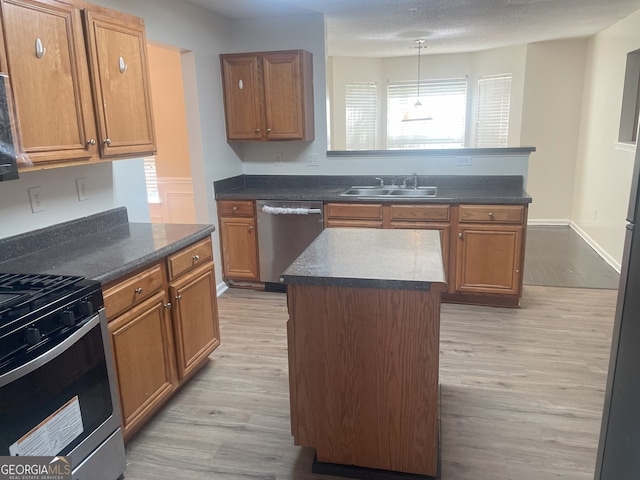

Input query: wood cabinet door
[219,216,259,281]
[262,51,304,140]
[108,291,176,439]
[455,224,523,295]
[169,264,220,380]
[1,0,97,163]
[83,10,156,157]
[221,55,263,140]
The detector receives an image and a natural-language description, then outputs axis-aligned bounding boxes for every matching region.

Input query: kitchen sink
[340,185,437,198]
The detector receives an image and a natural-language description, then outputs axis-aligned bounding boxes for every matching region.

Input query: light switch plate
[274,152,283,166]
[456,156,472,167]
[307,153,319,166]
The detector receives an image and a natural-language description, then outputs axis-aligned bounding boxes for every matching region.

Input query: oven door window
[0,318,113,456]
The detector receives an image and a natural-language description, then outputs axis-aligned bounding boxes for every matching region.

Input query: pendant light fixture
[402,39,433,122]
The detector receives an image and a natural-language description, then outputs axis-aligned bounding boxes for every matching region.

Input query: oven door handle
[261,205,322,215]
[0,314,100,387]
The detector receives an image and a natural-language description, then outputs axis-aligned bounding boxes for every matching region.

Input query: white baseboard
[569,222,622,273]
[527,219,570,226]
[216,281,229,297]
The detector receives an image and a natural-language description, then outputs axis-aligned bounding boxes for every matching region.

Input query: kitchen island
[281,228,446,478]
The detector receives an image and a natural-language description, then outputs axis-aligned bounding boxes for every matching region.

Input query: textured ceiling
[184,0,640,57]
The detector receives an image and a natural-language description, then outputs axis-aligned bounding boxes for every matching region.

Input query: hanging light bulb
[402,39,433,122]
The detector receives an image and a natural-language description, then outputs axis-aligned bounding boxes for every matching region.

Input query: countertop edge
[281,275,442,291]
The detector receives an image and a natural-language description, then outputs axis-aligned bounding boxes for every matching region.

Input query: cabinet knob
[232,206,238,212]
[516,269,520,273]
[458,232,463,239]
[119,56,128,74]
[192,254,200,261]
[104,138,112,146]
[488,212,494,217]
[87,138,96,146]
[248,225,253,232]
[176,294,182,301]
[267,128,271,133]
[164,302,172,309]
[255,128,260,133]
[135,287,143,294]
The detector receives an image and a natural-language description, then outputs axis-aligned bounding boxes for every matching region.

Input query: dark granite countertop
[281,228,446,290]
[0,208,215,285]
[214,175,532,205]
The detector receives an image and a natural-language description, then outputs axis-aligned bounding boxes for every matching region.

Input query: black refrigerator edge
[595,131,640,479]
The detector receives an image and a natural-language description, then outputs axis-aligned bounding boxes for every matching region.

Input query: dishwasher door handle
[261,205,322,215]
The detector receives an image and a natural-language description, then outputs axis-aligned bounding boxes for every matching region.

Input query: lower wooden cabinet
[455,224,523,295]
[217,200,260,281]
[108,291,176,439]
[169,263,220,380]
[104,237,220,440]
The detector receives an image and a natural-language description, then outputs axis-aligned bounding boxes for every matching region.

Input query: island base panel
[287,284,442,476]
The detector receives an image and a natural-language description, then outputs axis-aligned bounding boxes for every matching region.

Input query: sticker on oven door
[8,396,84,457]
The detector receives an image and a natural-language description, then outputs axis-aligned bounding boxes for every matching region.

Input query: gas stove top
[0,273,103,370]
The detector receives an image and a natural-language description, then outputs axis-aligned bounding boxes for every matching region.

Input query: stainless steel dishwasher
[256,200,324,288]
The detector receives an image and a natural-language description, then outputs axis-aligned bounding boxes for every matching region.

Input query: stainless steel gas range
[0,273,125,480]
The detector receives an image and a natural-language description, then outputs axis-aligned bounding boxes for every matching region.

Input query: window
[387,78,467,149]
[346,82,377,150]
[474,74,512,147]
[143,156,160,203]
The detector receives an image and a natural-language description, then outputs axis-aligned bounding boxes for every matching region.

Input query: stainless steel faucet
[401,173,420,188]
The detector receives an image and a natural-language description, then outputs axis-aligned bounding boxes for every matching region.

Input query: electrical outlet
[594,208,598,220]
[456,156,472,167]
[28,186,45,213]
[76,177,89,201]
[307,153,319,166]
[274,152,283,166]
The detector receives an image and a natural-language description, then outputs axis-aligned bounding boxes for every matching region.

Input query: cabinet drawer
[325,203,383,220]
[218,200,255,216]
[458,205,524,224]
[104,264,164,319]
[167,237,214,280]
[389,204,450,222]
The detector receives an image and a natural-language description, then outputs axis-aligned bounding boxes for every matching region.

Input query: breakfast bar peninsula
[281,228,446,478]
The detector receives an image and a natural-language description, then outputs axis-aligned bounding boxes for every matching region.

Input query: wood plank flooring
[123,286,617,480]
[524,226,619,289]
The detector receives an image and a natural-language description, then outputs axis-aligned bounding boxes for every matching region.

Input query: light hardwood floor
[123,286,617,480]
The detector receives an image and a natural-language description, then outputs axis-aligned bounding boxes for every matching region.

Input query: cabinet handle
[192,254,200,261]
[255,128,260,133]
[104,138,112,146]
[176,294,182,301]
[35,38,46,59]
[267,128,271,133]
[458,232,463,239]
[135,287,143,294]
[119,56,128,74]
[164,302,172,309]
[87,138,96,146]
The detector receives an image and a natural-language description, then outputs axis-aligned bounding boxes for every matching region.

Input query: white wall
[572,9,640,269]
[520,39,588,223]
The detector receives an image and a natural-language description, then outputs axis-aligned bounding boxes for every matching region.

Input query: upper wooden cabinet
[0,0,156,168]
[83,8,156,158]
[0,0,98,164]
[220,50,314,142]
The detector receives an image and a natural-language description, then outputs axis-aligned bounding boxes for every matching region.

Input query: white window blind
[143,156,160,204]
[475,74,512,147]
[387,78,467,149]
[346,82,377,150]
